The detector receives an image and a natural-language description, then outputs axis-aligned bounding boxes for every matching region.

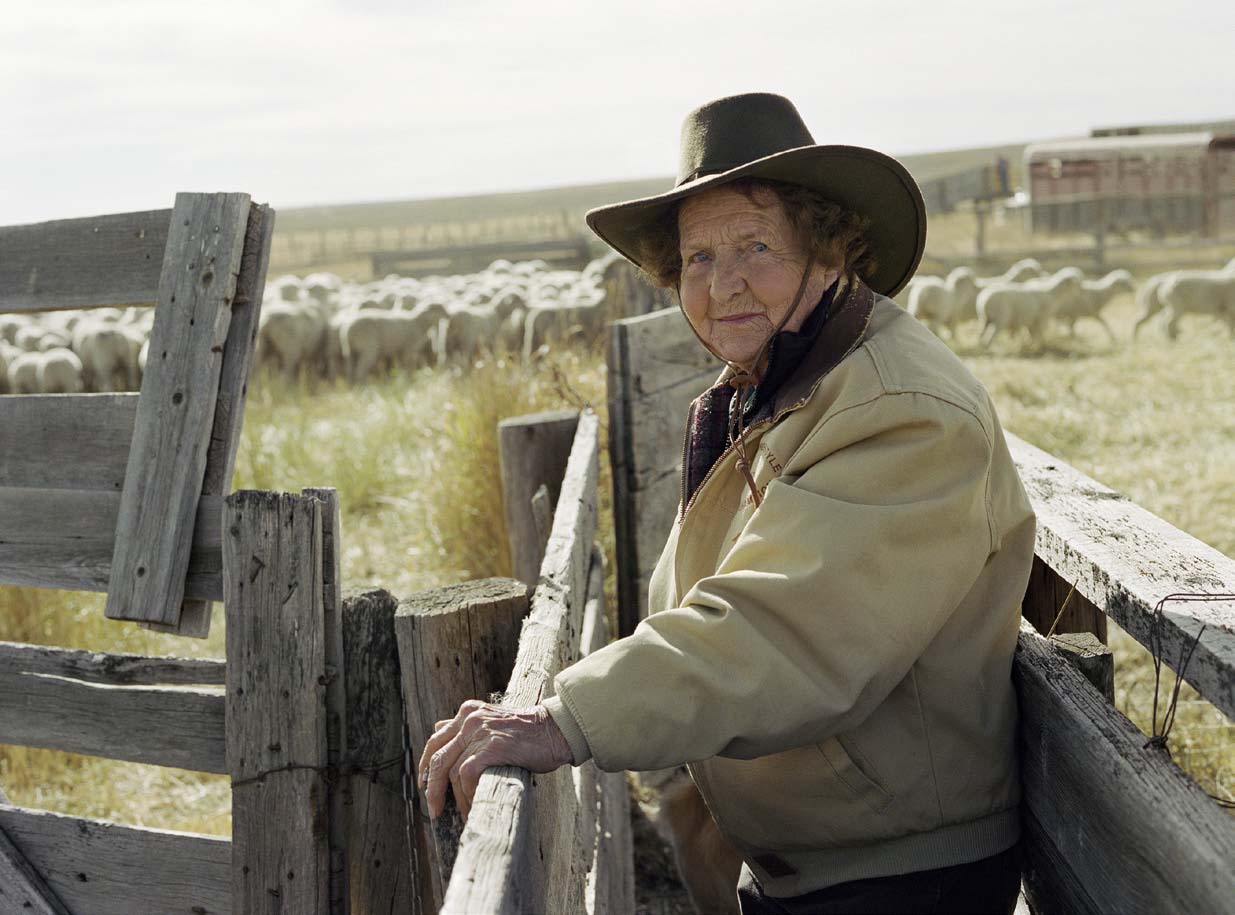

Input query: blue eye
[752,242,769,253]
[688,251,711,264]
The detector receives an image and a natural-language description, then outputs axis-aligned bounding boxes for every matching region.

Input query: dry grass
[1,216,1232,839]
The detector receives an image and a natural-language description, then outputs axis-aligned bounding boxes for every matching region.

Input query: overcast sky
[5,0,1233,223]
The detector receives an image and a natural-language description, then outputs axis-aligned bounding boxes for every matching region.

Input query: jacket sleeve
[551,391,997,773]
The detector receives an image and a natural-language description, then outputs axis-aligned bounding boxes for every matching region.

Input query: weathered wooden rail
[607,304,1235,914]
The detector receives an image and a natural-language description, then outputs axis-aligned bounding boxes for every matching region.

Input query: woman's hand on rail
[416,699,573,821]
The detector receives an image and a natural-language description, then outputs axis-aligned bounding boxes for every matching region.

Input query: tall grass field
[2,228,1232,843]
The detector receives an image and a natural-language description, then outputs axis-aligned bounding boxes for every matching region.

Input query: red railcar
[1023,133,1235,237]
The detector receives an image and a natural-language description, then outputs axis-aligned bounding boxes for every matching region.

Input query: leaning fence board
[224,490,330,912]
[0,641,224,686]
[608,308,718,634]
[442,409,599,915]
[0,393,137,490]
[0,661,225,772]
[163,200,274,638]
[1014,621,1235,914]
[1008,432,1235,720]
[107,191,253,626]
[0,804,229,915]
[0,209,170,313]
[0,489,223,599]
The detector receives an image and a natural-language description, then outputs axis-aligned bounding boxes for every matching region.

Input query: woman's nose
[710,255,746,302]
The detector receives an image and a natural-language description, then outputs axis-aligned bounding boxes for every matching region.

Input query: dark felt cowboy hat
[585,92,927,298]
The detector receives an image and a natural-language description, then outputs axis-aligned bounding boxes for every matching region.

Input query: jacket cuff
[542,694,593,766]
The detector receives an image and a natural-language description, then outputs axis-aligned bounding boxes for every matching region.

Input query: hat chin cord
[680,253,818,510]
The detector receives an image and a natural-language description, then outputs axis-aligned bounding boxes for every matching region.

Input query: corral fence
[0,199,633,912]
[607,305,1235,914]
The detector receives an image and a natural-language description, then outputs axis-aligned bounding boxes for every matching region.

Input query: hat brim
[585,144,926,299]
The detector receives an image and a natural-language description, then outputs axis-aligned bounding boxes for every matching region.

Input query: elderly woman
[419,93,1035,915]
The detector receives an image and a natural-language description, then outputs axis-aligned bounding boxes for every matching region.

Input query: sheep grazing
[1132,273,1171,339]
[72,320,142,392]
[976,267,1085,348]
[1156,258,1235,340]
[337,305,444,382]
[1054,269,1136,342]
[907,268,979,338]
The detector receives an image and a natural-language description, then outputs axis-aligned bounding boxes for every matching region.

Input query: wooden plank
[0,659,225,773]
[607,308,717,632]
[0,489,223,600]
[498,409,579,588]
[1049,631,1114,702]
[106,191,252,626]
[0,393,137,490]
[1021,555,1107,640]
[0,813,71,915]
[442,409,598,915]
[224,490,330,912]
[0,209,170,313]
[162,201,275,638]
[0,640,224,686]
[0,804,229,915]
[304,488,350,915]
[342,589,415,914]
[395,576,531,911]
[1008,432,1235,720]
[1014,621,1235,915]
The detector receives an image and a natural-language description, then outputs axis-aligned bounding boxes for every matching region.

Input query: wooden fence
[607,304,1235,913]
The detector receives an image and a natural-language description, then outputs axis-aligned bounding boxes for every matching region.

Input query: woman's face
[677,185,837,373]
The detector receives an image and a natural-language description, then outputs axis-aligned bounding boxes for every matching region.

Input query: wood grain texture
[607,309,718,633]
[224,490,329,913]
[303,488,350,915]
[1021,554,1107,641]
[0,209,170,313]
[442,410,598,915]
[106,191,252,626]
[1049,631,1114,702]
[0,655,225,772]
[0,393,137,490]
[0,488,223,600]
[0,803,229,915]
[164,201,274,639]
[0,815,71,915]
[1008,432,1235,720]
[395,576,531,911]
[498,409,579,588]
[0,640,224,686]
[1015,621,1235,915]
[342,589,416,914]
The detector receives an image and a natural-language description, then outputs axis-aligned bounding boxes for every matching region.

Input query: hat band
[677,163,743,186]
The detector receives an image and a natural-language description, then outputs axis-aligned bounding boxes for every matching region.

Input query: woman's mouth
[717,313,761,324]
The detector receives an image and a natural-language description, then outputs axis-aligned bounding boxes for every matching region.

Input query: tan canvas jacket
[544,276,1036,896]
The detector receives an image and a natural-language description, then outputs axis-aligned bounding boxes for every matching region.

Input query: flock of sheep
[2,253,1231,395]
[900,257,1235,346]
[0,252,667,394]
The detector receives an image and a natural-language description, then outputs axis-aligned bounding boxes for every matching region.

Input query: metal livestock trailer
[1023,132,1235,237]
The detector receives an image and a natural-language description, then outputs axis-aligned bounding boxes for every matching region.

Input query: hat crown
[677,93,815,186]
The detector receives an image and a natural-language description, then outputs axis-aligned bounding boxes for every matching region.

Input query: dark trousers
[736,845,1021,915]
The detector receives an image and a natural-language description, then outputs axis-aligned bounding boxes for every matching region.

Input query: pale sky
[5,0,1233,224]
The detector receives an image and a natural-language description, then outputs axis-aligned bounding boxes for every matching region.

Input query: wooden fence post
[1021,556,1107,641]
[341,588,417,915]
[498,410,579,587]
[303,487,350,914]
[225,490,331,911]
[394,577,530,911]
[0,780,70,915]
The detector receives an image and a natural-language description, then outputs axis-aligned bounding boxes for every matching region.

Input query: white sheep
[257,302,328,378]
[0,341,21,393]
[338,305,444,382]
[0,315,27,345]
[6,351,42,393]
[1157,259,1235,340]
[36,348,85,393]
[72,320,140,391]
[976,268,1085,348]
[1054,269,1136,342]
[906,269,978,337]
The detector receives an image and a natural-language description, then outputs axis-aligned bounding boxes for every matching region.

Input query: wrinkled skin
[417,699,573,821]
[677,186,839,376]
